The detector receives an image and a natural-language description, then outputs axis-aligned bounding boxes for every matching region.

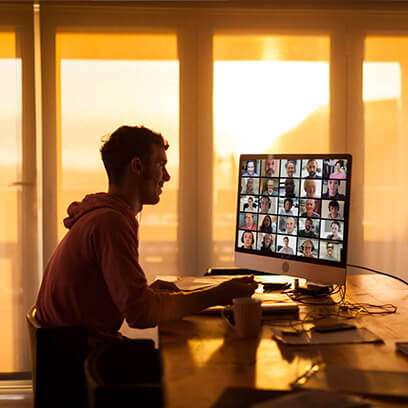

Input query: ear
[130,157,143,176]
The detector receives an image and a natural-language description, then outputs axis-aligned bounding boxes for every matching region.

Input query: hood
[63,193,135,229]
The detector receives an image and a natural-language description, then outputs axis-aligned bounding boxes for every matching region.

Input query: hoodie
[36,193,181,343]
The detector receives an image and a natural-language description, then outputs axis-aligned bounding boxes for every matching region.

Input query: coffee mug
[223,297,262,338]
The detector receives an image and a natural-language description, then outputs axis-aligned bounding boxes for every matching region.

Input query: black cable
[347,263,408,286]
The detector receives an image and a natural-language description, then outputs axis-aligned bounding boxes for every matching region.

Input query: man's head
[101,125,170,205]
[331,221,340,234]
[326,241,334,257]
[305,217,313,231]
[306,159,318,177]
[285,178,295,195]
[266,179,274,194]
[286,217,296,233]
[265,157,277,176]
[283,236,289,247]
[328,200,340,218]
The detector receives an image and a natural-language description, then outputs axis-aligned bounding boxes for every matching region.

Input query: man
[264,157,278,177]
[284,178,296,198]
[243,196,257,211]
[36,126,257,346]
[328,200,341,219]
[299,217,317,238]
[326,220,342,240]
[262,179,276,196]
[322,179,345,200]
[278,236,294,255]
[305,159,320,178]
[322,241,337,261]
[286,217,296,234]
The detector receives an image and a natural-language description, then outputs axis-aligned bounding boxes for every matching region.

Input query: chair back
[85,338,164,408]
[26,306,89,408]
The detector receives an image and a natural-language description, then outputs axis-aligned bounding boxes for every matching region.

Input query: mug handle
[221,305,235,329]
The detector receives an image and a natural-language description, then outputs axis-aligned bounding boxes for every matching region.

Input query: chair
[26,306,89,408]
[85,338,164,408]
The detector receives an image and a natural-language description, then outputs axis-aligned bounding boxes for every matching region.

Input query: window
[56,32,179,277]
[212,34,330,265]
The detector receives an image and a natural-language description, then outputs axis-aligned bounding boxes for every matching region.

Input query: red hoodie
[36,193,180,342]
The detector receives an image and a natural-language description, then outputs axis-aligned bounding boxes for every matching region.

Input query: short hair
[284,198,293,206]
[285,160,296,168]
[241,231,254,244]
[331,221,340,229]
[328,200,339,209]
[100,125,168,185]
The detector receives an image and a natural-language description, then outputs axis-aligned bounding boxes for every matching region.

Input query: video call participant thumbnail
[324,220,343,241]
[239,212,258,231]
[298,238,318,258]
[280,178,299,198]
[322,179,345,200]
[279,197,297,216]
[262,157,280,177]
[299,217,319,238]
[327,159,347,180]
[281,159,299,178]
[259,214,274,233]
[242,196,257,212]
[278,235,295,255]
[301,179,321,199]
[241,177,259,195]
[240,230,255,249]
[302,159,322,179]
[259,195,277,214]
[261,178,279,196]
[278,216,297,235]
[321,199,343,220]
[242,160,259,177]
[320,241,341,261]
[300,198,320,218]
[258,233,275,253]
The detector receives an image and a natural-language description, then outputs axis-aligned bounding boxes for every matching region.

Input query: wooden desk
[159,273,408,407]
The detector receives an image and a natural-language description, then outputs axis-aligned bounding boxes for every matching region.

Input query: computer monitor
[235,154,352,285]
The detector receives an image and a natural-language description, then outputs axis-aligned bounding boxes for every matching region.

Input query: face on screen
[236,156,350,265]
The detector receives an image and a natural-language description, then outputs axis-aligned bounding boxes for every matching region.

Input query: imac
[235,154,352,285]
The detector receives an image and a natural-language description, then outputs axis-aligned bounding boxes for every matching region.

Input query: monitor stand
[293,279,333,296]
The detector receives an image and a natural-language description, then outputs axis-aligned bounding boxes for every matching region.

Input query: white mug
[224,297,262,338]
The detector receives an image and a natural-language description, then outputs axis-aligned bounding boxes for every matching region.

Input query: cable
[347,263,408,286]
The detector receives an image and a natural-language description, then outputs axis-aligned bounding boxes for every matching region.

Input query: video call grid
[237,157,348,262]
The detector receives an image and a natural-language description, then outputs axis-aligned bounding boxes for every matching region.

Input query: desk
[159,273,408,407]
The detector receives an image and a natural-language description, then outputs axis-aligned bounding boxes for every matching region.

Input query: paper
[174,276,226,291]
[271,327,383,345]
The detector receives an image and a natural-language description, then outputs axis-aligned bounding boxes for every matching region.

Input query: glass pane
[213,34,330,265]
[0,32,23,372]
[57,33,179,277]
[363,37,408,273]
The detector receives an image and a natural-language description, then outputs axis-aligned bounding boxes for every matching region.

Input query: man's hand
[216,276,258,305]
[150,279,181,292]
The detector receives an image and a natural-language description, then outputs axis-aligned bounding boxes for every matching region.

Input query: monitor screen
[235,154,352,284]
